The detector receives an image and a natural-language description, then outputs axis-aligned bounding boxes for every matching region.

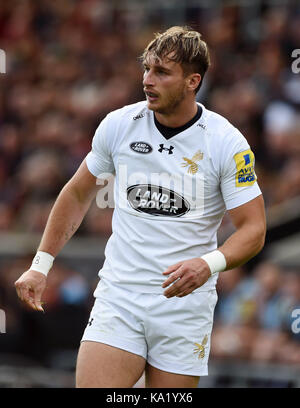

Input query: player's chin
[146,96,161,110]
[147,100,167,114]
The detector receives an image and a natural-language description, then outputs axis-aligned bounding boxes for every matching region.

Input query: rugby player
[15,26,266,388]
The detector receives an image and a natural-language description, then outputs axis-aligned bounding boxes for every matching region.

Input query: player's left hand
[162,258,211,298]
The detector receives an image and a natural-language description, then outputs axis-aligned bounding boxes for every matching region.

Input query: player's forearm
[218,221,266,270]
[37,184,93,257]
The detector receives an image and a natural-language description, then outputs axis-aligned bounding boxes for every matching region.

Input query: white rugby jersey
[86,101,261,293]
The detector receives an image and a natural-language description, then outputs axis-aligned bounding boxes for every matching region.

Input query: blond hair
[142,26,210,92]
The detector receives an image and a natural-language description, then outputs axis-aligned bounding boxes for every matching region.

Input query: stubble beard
[151,86,186,115]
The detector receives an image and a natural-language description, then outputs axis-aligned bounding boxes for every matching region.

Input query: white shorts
[81,278,218,376]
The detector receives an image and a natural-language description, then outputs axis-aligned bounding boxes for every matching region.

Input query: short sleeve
[220,133,262,210]
[85,115,115,178]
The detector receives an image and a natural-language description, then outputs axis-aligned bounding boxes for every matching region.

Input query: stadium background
[0,0,300,388]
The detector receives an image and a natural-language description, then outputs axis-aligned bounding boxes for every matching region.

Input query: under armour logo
[158,144,174,154]
[88,318,94,326]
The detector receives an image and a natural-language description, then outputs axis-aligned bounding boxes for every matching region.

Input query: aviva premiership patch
[234,149,256,187]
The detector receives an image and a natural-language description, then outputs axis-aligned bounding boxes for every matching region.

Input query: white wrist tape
[201,250,227,276]
[30,251,54,277]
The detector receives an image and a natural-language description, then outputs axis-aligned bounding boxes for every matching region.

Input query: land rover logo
[130,142,153,154]
[127,184,190,217]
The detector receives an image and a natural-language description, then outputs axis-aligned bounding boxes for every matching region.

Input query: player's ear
[187,73,201,92]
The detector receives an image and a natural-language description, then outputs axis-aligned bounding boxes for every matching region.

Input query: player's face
[143,54,190,115]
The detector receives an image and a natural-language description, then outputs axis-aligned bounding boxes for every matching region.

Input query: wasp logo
[181,150,204,174]
[193,334,208,359]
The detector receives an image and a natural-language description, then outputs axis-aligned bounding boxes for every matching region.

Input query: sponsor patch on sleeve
[234,149,257,187]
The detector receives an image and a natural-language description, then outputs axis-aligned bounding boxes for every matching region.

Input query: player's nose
[143,69,155,87]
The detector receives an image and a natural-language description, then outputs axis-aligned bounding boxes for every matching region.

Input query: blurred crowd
[212,262,300,366]
[1,0,300,378]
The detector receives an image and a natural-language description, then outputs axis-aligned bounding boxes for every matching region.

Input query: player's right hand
[14,270,47,312]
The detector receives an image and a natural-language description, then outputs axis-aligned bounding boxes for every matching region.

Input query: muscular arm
[15,160,99,310]
[38,160,99,256]
[218,194,266,269]
[162,195,266,298]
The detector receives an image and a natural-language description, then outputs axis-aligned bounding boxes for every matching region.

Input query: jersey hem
[225,189,262,211]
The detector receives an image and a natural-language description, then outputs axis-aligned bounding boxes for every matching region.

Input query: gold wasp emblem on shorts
[193,334,208,359]
[181,150,204,174]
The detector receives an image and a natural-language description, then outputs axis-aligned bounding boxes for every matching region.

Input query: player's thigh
[145,363,199,388]
[76,341,146,388]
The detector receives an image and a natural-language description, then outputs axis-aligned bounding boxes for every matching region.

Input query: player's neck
[154,100,198,128]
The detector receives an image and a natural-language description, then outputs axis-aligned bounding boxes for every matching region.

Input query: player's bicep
[220,195,266,267]
[65,159,100,204]
[227,194,266,231]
